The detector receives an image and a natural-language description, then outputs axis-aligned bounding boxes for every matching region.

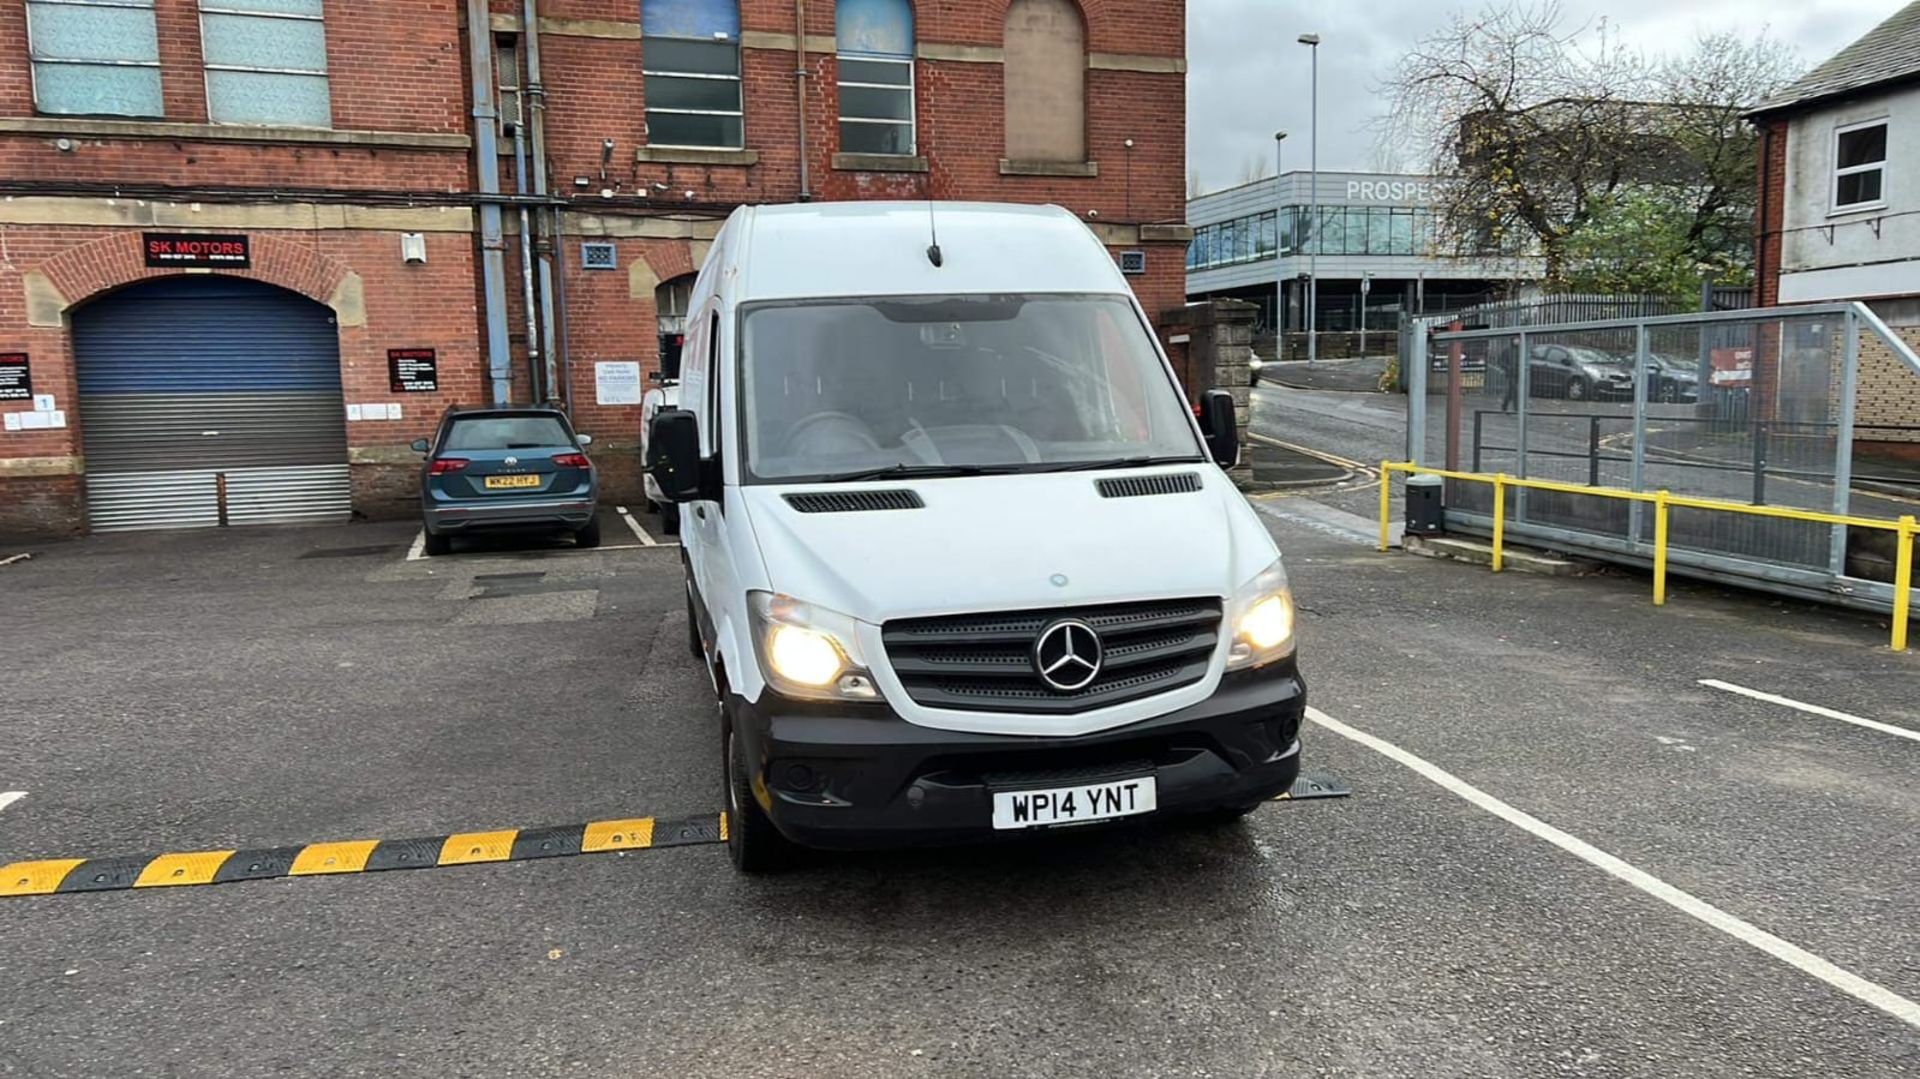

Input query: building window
[1003,0,1085,164]
[1833,120,1887,212]
[496,35,522,134]
[642,0,744,149]
[837,0,915,156]
[200,0,332,127]
[26,0,163,118]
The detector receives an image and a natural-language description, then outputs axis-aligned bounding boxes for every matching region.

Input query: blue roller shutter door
[73,277,350,531]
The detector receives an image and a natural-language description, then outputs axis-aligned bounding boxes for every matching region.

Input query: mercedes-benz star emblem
[1032,619,1104,693]
[503,456,518,467]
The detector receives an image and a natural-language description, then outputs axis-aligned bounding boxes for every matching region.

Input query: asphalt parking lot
[2,503,1916,1077]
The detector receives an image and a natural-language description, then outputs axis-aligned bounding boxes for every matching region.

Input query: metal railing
[1378,461,1917,651]
[1404,300,1920,615]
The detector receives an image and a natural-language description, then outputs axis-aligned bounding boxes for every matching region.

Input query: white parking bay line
[1305,705,1920,1031]
[1699,679,1920,745]
[617,507,659,547]
[0,792,25,815]
[405,530,427,562]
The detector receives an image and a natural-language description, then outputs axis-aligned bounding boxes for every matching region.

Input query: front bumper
[425,496,597,533]
[728,663,1306,850]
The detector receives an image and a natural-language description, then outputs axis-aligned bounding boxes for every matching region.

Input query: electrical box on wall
[1119,251,1147,275]
[581,242,618,271]
[400,233,428,265]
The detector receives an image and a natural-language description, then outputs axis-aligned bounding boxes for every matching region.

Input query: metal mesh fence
[1413,303,1920,602]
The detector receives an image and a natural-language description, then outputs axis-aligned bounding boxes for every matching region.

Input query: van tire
[575,517,603,549]
[423,530,452,557]
[662,503,681,536]
[723,701,796,874]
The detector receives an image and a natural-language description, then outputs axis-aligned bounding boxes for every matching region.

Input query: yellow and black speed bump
[1,813,724,899]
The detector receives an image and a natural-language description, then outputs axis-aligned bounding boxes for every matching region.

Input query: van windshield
[738,294,1204,482]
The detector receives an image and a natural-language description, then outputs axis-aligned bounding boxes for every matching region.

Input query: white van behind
[647,202,1304,871]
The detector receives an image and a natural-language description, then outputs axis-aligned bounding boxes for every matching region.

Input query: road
[2,498,1916,1076]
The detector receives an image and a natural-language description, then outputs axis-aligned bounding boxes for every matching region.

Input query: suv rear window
[443,415,572,451]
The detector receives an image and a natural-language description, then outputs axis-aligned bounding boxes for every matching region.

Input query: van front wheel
[724,706,796,873]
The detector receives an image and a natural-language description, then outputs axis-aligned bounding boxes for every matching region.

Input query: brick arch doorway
[70,276,350,532]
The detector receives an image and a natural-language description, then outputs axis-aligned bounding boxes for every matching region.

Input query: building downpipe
[512,110,544,402]
[795,0,812,201]
[466,0,514,405]
[524,0,563,406]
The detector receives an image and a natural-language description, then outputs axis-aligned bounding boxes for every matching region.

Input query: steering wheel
[783,411,883,457]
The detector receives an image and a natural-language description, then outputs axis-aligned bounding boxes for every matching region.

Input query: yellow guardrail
[1376,461,1918,653]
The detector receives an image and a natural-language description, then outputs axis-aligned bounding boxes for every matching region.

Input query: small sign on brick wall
[388,348,439,393]
[0,353,30,401]
[595,361,642,405]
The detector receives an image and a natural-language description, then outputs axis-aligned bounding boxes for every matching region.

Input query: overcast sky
[1185,0,1900,195]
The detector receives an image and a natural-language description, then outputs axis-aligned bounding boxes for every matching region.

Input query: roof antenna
[925,200,944,267]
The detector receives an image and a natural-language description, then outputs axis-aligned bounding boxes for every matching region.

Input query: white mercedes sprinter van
[647,202,1304,871]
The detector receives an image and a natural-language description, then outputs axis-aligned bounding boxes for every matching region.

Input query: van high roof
[726,201,1131,303]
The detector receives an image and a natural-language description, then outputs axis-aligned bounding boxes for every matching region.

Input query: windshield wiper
[813,463,1023,483]
[1031,455,1206,473]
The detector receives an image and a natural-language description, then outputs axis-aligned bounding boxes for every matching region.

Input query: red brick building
[0,0,1190,538]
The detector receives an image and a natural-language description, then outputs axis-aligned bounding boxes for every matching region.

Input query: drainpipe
[551,203,575,413]
[795,0,811,200]
[512,116,544,401]
[524,0,562,406]
[467,0,513,405]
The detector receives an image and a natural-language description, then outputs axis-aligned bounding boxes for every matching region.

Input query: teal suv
[413,407,601,556]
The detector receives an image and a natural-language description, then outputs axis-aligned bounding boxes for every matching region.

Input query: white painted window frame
[1831,117,1888,215]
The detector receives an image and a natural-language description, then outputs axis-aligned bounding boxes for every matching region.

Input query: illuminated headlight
[748,592,879,701]
[1225,559,1297,670]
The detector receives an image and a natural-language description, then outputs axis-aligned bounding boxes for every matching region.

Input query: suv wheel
[575,517,602,549]
[723,704,795,873]
[423,530,452,557]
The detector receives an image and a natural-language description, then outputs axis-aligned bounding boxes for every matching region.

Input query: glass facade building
[1185,171,1538,343]
[1186,205,1439,271]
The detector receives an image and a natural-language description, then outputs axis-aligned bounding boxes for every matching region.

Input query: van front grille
[882,598,1222,714]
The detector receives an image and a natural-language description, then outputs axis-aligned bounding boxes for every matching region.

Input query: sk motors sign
[144,234,251,268]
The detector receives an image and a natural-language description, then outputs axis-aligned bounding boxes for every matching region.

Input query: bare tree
[1238,154,1275,186]
[1378,2,1644,284]
[1653,30,1802,266]
[1377,2,1797,290]
[1188,168,1205,199]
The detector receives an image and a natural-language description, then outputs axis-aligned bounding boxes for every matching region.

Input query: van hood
[738,469,1281,624]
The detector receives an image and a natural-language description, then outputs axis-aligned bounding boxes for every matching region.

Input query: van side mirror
[410,438,430,454]
[1199,390,1239,468]
[647,408,706,502]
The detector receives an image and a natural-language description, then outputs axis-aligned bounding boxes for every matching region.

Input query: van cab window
[737,293,1202,482]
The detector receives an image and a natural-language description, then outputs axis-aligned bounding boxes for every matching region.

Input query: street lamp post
[1298,33,1320,370]
[1274,130,1287,363]
[1360,272,1373,358]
